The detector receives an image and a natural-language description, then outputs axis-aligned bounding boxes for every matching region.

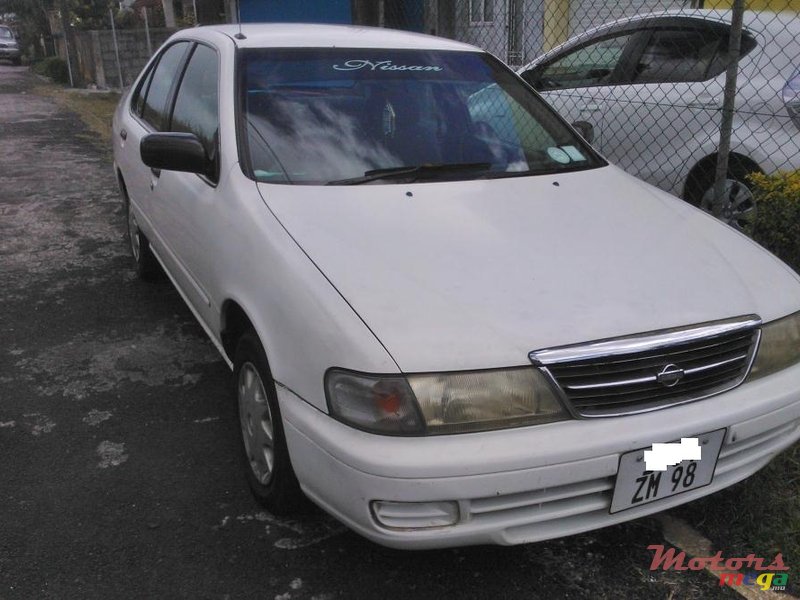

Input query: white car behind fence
[517,10,800,231]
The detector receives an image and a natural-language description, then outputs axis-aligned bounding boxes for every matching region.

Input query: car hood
[258,166,800,373]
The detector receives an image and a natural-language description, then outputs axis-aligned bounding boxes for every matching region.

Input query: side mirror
[140,132,213,178]
[571,120,594,144]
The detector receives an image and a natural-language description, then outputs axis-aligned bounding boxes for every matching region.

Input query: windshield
[0,27,13,39]
[239,48,604,185]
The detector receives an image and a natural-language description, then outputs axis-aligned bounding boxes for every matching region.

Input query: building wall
[452,0,544,65]
[447,0,688,66]
[568,0,684,35]
[522,0,546,63]
[71,28,174,89]
[238,0,352,23]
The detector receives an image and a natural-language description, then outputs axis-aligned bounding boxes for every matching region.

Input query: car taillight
[784,69,800,131]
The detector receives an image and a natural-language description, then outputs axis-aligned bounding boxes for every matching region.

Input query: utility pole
[56,0,74,87]
[109,7,123,89]
[711,0,745,218]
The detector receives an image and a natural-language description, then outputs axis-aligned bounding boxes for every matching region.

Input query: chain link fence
[51,0,800,227]
[379,0,800,229]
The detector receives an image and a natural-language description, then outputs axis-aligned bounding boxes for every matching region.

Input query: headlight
[747,310,800,381]
[326,367,567,435]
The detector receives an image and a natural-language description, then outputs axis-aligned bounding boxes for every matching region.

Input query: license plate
[609,428,726,514]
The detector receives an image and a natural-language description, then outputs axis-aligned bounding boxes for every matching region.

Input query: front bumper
[280,361,800,549]
[0,47,20,59]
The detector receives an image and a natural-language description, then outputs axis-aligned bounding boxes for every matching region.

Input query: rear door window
[707,30,757,79]
[631,28,723,84]
[627,25,756,85]
[141,42,190,130]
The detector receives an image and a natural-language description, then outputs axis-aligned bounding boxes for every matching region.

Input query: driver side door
[148,42,222,329]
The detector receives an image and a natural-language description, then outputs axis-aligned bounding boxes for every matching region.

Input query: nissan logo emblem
[656,364,685,387]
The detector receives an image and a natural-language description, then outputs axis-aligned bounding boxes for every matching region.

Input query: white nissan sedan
[112,24,800,549]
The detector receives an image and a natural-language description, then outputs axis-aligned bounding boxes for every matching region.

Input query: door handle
[688,96,719,109]
[119,128,127,140]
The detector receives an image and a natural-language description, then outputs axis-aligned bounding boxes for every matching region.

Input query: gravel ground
[0,65,741,600]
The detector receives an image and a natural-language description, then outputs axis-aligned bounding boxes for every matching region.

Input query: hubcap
[127,206,141,261]
[700,178,757,232]
[237,362,275,485]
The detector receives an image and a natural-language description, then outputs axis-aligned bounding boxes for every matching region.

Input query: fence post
[109,7,124,90]
[143,7,153,56]
[711,0,746,218]
[61,18,74,88]
[57,0,74,87]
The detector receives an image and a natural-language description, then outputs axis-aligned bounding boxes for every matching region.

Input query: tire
[684,158,759,232]
[233,330,306,515]
[12,57,21,66]
[125,196,161,280]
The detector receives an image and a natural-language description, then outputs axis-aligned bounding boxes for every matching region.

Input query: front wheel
[699,178,757,233]
[233,330,306,514]
[685,160,759,233]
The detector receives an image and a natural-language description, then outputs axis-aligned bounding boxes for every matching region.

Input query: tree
[69,0,113,30]
[0,0,54,59]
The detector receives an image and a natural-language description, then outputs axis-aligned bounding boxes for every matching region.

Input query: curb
[659,515,796,600]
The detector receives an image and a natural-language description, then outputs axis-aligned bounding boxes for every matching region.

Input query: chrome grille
[529,316,761,417]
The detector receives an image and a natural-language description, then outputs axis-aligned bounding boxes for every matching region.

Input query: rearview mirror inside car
[571,120,594,144]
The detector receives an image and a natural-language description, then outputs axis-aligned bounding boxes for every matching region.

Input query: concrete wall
[72,28,175,89]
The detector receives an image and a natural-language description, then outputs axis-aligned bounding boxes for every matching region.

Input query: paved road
[0,66,737,599]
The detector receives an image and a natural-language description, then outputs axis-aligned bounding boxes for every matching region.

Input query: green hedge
[32,57,69,85]
[750,171,800,273]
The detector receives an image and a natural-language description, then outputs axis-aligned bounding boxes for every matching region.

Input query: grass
[33,83,120,152]
[673,444,800,595]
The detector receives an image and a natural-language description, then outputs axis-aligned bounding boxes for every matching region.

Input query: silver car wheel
[238,362,275,485]
[700,178,757,232]
[127,206,141,262]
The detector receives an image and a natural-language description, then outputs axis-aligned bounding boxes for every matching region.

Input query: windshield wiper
[326,162,492,185]
[477,162,594,180]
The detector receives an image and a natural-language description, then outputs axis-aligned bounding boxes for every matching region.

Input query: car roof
[522,9,800,71]
[173,23,478,53]
[575,9,798,35]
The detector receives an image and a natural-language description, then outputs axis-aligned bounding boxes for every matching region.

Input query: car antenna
[234,0,246,39]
